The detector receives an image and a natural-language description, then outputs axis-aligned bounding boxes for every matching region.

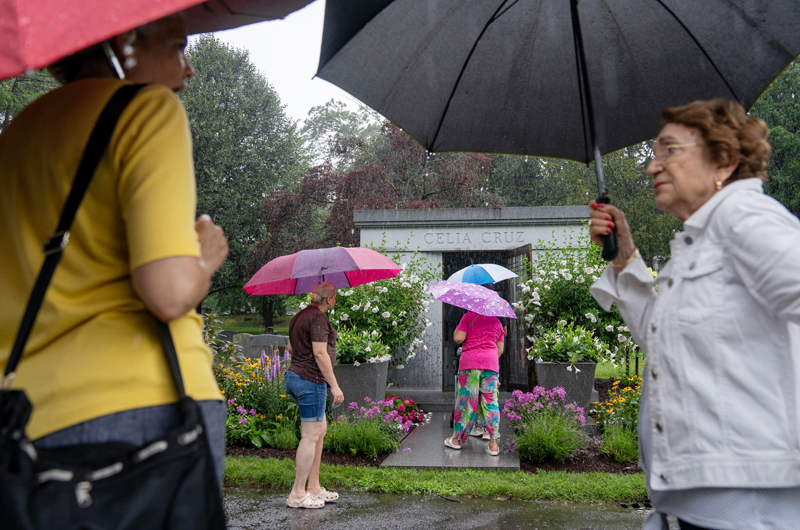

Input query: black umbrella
[316,0,800,259]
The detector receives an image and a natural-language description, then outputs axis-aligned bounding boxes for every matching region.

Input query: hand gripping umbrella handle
[597,196,619,261]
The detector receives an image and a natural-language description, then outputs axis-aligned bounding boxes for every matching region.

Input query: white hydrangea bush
[324,244,439,369]
[513,230,641,367]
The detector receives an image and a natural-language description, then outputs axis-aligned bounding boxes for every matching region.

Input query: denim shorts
[285,370,327,422]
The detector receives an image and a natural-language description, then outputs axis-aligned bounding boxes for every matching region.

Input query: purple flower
[238,418,247,424]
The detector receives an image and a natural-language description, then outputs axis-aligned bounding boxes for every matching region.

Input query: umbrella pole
[570,0,619,261]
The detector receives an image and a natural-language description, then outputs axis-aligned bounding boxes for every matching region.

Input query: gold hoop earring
[715,181,723,191]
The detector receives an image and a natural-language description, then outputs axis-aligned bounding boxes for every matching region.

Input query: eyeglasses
[650,141,700,162]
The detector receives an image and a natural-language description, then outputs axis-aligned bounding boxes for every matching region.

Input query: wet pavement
[381,412,519,470]
[224,487,679,529]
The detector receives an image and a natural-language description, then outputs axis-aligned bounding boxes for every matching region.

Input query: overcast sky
[211,1,363,124]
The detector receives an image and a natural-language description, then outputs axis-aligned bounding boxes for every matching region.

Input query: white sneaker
[482,432,494,441]
[469,426,486,437]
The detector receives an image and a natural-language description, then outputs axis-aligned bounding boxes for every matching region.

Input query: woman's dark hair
[661,99,772,183]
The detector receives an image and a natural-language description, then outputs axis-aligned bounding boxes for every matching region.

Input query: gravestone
[234,333,288,359]
[219,330,237,343]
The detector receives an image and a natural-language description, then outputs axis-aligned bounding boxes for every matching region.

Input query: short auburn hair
[661,99,771,183]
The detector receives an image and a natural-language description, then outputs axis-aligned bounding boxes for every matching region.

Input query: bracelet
[612,248,639,269]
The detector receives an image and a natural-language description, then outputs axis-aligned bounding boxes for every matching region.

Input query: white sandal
[444,437,462,450]
[311,488,339,503]
[286,493,325,509]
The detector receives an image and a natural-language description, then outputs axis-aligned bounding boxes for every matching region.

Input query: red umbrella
[244,246,402,295]
[0,0,314,80]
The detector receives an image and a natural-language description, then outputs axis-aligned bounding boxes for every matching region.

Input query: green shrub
[503,387,594,463]
[592,375,642,433]
[273,425,299,450]
[323,398,414,457]
[600,427,639,463]
[326,242,439,370]
[513,230,644,366]
[514,413,590,463]
[324,419,396,457]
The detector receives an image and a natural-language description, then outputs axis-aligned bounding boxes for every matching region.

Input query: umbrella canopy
[317,0,800,163]
[244,246,402,295]
[0,0,314,80]
[447,264,518,285]
[428,281,516,319]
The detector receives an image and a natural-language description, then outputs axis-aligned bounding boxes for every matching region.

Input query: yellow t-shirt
[0,79,222,440]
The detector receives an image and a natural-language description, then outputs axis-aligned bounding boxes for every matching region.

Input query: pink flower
[398,404,406,412]
[404,398,414,407]
[238,418,247,424]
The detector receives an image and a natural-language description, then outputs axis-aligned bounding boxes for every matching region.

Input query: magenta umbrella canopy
[244,247,402,295]
[428,281,516,319]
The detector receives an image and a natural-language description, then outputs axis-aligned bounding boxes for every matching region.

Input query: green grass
[216,314,291,336]
[224,456,646,501]
[595,359,645,379]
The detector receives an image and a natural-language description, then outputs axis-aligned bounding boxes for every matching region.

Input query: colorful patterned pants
[453,369,500,443]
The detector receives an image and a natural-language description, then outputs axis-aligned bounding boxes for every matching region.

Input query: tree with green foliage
[301,99,381,167]
[0,71,59,132]
[751,59,800,217]
[179,35,309,315]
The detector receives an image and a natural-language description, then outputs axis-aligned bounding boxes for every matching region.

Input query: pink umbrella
[0,0,314,81]
[244,246,402,295]
[428,280,517,319]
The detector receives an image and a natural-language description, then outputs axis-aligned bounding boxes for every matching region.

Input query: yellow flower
[280,394,286,398]
[277,414,283,419]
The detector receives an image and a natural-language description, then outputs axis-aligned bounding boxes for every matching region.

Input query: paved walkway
[381,412,520,470]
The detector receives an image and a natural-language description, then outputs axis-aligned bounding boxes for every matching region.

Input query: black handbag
[0,84,227,530]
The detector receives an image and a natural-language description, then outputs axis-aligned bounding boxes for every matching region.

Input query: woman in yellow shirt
[0,14,229,484]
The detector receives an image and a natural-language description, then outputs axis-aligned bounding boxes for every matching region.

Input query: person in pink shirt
[444,311,504,456]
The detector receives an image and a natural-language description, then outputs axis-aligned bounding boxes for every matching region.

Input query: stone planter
[533,361,597,410]
[331,360,389,407]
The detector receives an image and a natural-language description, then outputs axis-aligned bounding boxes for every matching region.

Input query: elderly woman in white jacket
[588,99,800,530]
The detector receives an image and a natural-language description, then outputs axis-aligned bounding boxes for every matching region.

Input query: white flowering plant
[335,329,393,365]
[528,321,607,367]
[307,241,438,369]
[514,230,640,366]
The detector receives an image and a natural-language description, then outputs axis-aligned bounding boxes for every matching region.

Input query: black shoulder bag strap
[2,84,185,398]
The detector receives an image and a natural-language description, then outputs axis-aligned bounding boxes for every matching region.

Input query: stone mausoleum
[354,206,588,394]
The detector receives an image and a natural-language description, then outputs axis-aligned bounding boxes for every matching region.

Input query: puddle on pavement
[224,487,674,530]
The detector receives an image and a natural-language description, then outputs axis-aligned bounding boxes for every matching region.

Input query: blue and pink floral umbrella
[428,281,516,319]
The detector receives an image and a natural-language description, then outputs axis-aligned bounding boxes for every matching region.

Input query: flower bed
[216,350,299,450]
[325,397,419,458]
[591,375,642,462]
[503,387,603,463]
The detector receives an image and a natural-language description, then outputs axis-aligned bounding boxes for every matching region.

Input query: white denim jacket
[591,179,800,495]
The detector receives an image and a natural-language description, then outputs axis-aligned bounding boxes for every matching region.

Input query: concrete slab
[381,412,519,470]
